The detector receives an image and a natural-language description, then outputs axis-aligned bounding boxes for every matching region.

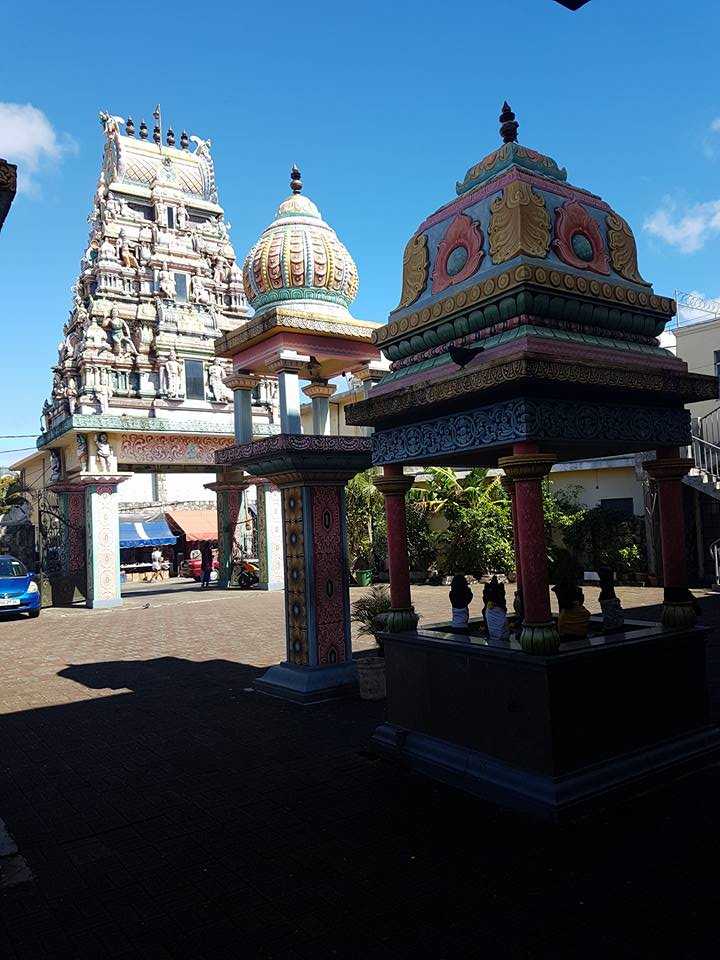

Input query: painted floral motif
[432,214,484,294]
[489,181,550,264]
[397,233,429,309]
[119,433,234,465]
[283,487,308,665]
[552,201,610,274]
[606,212,645,283]
[311,486,347,665]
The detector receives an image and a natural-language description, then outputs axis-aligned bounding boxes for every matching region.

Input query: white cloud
[0,102,77,195]
[643,198,720,254]
[711,118,720,133]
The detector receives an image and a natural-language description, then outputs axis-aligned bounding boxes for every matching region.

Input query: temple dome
[242,166,359,317]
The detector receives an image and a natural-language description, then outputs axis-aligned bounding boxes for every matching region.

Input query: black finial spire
[290,164,302,194]
[180,130,189,150]
[125,117,135,137]
[499,102,519,144]
[139,119,148,140]
[153,124,161,145]
[166,127,175,147]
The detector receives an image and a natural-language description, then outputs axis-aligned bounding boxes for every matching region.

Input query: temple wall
[549,465,642,516]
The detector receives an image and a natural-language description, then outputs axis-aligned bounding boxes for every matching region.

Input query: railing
[691,435,720,483]
[710,538,720,587]
[697,405,720,446]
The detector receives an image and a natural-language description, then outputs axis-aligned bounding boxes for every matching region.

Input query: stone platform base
[376,619,720,820]
[373,723,720,821]
[255,661,357,704]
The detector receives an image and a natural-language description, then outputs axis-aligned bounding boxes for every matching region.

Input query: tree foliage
[0,475,30,517]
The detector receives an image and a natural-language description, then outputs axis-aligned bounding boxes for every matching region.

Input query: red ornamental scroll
[432,213,485,294]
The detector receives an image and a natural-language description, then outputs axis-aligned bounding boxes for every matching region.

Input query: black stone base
[376,621,720,820]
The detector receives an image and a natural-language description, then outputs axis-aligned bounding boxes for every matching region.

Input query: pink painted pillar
[499,445,558,653]
[645,447,695,627]
[374,465,418,632]
[501,476,523,602]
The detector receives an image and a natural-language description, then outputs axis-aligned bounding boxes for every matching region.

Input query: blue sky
[2,0,720,461]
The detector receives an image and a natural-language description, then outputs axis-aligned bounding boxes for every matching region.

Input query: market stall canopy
[119,512,177,549]
[166,510,218,543]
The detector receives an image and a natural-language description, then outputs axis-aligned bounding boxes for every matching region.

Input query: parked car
[0,556,40,618]
[179,554,219,582]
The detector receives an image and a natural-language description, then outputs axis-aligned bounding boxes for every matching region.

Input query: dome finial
[499,102,519,144]
[290,164,303,194]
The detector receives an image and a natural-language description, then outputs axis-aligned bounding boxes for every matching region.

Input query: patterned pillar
[255,483,284,590]
[501,475,523,618]
[215,485,243,587]
[302,382,336,435]
[85,482,122,609]
[225,372,260,444]
[645,450,695,627]
[256,481,356,700]
[498,449,559,654]
[268,355,307,436]
[374,465,419,632]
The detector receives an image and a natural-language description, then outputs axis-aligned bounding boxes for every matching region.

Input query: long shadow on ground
[1,640,720,957]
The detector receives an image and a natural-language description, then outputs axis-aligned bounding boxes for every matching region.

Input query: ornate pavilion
[345,104,720,817]
[214,168,379,700]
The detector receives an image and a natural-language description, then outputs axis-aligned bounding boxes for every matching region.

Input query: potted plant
[351,585,392,700]
[352,541,374,587]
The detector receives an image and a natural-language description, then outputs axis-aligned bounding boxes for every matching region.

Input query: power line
[0,435,38,439]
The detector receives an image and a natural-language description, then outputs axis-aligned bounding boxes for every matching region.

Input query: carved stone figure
[95,433,113,473]
[76,433,88,472]
[119,235,139,270]
[177,204,188,230]
[158,262,176,298]
[99,236,117,261]
[208,358,232,402]
[213,256,226,286]
[49,449,62,483]
[65,377,79,414]
[83,314,110,354]
[95,368,112,413]
[41,400,52,434]
[191,273,210,305]
[105,307,138,357]
[160,348,183,399]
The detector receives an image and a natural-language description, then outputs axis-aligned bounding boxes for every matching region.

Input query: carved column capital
[225,372,262,393]
[498,453,556,481]
[302,381,337,400]
[374,473,415,497]
[644,457,693,481]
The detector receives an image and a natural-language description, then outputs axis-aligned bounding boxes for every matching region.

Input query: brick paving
[0,584,719,958]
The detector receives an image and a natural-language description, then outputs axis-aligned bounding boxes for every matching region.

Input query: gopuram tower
[22,109,277,607]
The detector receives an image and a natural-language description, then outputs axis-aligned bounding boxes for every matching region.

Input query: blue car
[0,556,40,618]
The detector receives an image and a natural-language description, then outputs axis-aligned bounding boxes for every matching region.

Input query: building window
[714,350,720,384]
[128,202,154,221]
[167,206,175,229]
[129,372,141,395]
[600,497,635,518]
[185,360,205,400]
[175,273,188,303]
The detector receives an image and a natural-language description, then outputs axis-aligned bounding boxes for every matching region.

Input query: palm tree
[414,467,504,515]
[0,475,30,517]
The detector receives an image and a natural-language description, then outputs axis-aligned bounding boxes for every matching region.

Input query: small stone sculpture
[158,262,176,299]
[160,347,183,399]
[95,433,113,473]
[49,449,62,483]
[76,434,88,472]
[449,574,473,628]
[598,565,624,631]
[208,358,231,402]
[553,581,591,639]
[483,576,510,640]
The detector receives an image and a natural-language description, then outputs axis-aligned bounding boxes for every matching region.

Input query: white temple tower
[16,110,278,606]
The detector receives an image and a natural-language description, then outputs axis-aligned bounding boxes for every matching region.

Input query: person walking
[150,548,164,583]
[200,541,213,589]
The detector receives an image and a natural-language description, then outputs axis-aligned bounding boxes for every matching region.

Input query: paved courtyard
[1,583,720,958]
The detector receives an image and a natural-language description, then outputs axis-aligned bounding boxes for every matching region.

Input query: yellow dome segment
[242,168,359,315]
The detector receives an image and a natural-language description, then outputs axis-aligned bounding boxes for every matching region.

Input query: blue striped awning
[119,512,177,550]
